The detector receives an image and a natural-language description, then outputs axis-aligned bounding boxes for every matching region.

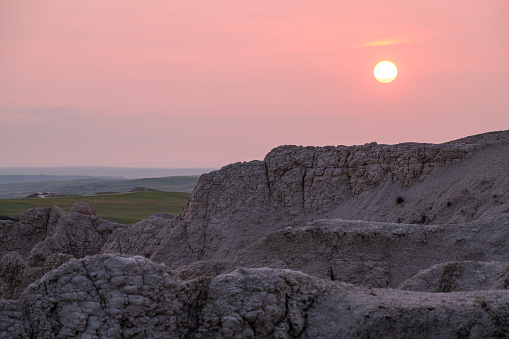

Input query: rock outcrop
[2,254,509,338]
[2,129,509,337]
[0,203,124,299]
[102,213,174,259]
[0,252,43,300]
[27,206,122,267]
[138,130,509,268]
[0,206,65,259]
[226,216,509,288]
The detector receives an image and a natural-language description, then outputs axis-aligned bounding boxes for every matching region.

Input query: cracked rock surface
[2,254,509,338]
[2,130,509,338]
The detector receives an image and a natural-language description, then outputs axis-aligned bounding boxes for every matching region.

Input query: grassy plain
[0,191,190,224]
[0,176,200,199]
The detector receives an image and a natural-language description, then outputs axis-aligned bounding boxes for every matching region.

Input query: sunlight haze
[1,0,508,167]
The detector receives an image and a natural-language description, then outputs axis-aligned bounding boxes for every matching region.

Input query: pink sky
[1,0,508,167]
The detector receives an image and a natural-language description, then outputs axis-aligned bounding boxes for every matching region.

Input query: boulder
[70,201,98,216]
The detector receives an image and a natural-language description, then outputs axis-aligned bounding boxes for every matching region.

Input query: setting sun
[374,61,398,83]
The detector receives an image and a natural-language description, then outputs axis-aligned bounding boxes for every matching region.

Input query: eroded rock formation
[1,129,509,338]
[2,254,509,338]
[226,216,509,288]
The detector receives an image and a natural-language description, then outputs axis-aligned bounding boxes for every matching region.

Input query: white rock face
[2,130,509,338]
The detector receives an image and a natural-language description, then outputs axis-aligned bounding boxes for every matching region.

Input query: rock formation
[1,129,509,338]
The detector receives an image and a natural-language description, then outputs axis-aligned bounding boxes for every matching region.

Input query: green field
[0,175,200,199]
[0,191,190,224]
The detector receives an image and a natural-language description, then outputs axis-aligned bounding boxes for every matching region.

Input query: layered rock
[227,216,509,288]
[264,142,473,215]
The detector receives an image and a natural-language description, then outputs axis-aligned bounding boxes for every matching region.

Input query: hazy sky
[1,0,508,167]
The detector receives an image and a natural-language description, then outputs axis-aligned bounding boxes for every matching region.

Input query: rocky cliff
[1,130,509,338]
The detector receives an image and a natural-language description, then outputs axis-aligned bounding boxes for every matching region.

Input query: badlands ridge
[1,130,509,338]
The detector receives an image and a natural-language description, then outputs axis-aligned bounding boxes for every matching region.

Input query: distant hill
[0,175,120,185]
[0,176,201,199]
[0,167,216,179]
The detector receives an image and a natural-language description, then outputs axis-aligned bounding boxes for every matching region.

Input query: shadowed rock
[102,213,174,258]
[1,254,509,338]
[0,206,65,259]
[0,252,43,300]
[227,216,509,287]
[0,203,125,299]
[399,261,509,292]
[171,260,229,281]
[27,204,123,267]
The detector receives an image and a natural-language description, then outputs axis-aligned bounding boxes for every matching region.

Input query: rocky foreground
[1,130,509,338]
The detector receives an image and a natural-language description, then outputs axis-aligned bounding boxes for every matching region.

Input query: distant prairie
[0,167,216,179]
[0,190,189,224]
[0,175,201,199]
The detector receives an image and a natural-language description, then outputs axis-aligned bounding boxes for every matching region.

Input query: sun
[374,61,397,83]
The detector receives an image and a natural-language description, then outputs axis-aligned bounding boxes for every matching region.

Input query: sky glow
[1,0,508,167]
